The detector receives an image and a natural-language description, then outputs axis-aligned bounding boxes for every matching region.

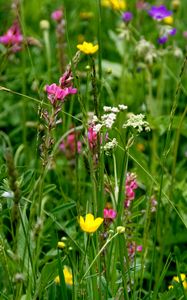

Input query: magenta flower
[51,10,63,21]
[124,173,138,208]
[0,22,23,52]
[122,11,133,23]
[88,126,98,150]
[46,83,77,104]
[104,208,117,220]
[148,5,172,21]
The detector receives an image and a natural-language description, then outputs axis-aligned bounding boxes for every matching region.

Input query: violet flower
[148,5,172,21]
[158,36,168,44]
[122,11,133,23]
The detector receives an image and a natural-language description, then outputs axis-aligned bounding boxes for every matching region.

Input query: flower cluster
[103,138,118,155]
[51,9,63,22]
[122,11,133,24]
[46,69,77,105]
[123,113,150,133]
[93,104,127,133]
[125,173,138,208]
[0,21,23,52]
[169,273,187,290]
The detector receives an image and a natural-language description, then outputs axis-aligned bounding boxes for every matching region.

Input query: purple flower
[51,10,63,21]
[169,28,177,36]
[148,5,172,21]
[158,36,168,44]
[122,11,133,23]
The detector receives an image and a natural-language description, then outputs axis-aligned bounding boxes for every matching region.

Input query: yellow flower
[101,0,126,10]
[172,0,180,10]
[169,273,187,290]
[54,266,73,285]
[163,16,174,25]
[77,41,99,55]
[79,213,103,233]
[57,241,66,249]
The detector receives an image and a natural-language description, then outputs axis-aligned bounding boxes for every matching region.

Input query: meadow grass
[0,0,187,299]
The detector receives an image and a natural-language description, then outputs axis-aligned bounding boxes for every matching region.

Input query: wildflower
[77,41,99,55]
[103,138,118,155]
[125,173,138,208]
[148,5,172,21]
[57,241,66,249]
[123,113,150,133]
[88,126,98,150]
[0,21,23,52]
[102,0,126,10]
[104,208,117,219]
[54,266,73,285]
[51,10,63,21]
[46,83,77,105]
[158,36,168,45]
[79,213,103,233]
[122,12,133,23]
[169,273,187,289]
[163,16,174,25]
[128,242,143,259]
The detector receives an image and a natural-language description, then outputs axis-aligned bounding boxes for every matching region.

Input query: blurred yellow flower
[57,241,65,249]
[172,0,180,10]
[79,213,103,233]
[54,266,73,285]
[77,41,99,55]
[163,16,174,25]
[102,0,126,10]
[169,273,187,289]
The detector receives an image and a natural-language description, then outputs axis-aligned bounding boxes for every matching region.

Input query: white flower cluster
[93,105,128,133]
[103,138,118,155]
[136,38,157,65]
[123,113,150,133]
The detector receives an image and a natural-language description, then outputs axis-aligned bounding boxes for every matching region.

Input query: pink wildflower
[59,131,82,159]
[51,10,63,22]
[125,173,138,208]
[87,126,98,150]
[0,22,23,52]
[104,208,117,220]
[128,242,142,259]
[46,83,77,105]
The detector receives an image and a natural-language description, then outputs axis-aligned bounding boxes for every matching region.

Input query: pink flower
[0,22,23,52]
[104,208,117,220]
[59,131,82,159]
[51,10,63,21]
[136,245,143,252]
[46,83,77,104]
[124,173,138,208]
[88,126,98,149]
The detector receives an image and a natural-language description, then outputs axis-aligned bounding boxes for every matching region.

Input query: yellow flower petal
[57,241,66,249]
[85,213,94,223]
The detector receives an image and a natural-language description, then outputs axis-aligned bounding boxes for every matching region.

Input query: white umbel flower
[123,113,150,132]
